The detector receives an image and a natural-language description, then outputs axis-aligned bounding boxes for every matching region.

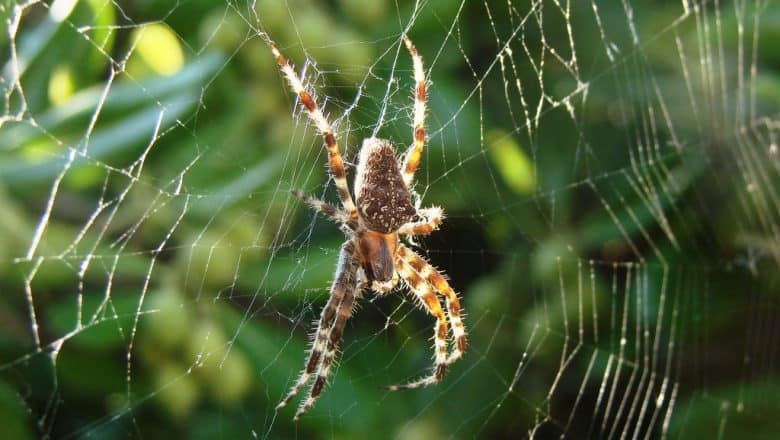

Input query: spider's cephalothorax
[269,35,467,421]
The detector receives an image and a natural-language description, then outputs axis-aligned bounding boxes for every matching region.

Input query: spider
[269,35,466,420]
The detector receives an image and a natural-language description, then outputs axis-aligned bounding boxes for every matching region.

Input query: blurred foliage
[1,0,779,439]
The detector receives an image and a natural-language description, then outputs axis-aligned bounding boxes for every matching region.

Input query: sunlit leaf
[487,129,535,195]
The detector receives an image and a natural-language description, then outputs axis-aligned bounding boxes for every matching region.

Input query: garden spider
[270,35,466,420]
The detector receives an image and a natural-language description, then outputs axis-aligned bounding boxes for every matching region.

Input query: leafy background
[1,0,779,438]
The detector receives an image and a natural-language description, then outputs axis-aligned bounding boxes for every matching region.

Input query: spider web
[1,0,778,438]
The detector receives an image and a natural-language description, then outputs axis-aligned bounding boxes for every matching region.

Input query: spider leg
[398,206,443,236]
[383,253,449,391]
[291,190,354,228]
[269,43,358,219]
[400,35,427,188]
[276,242,359,416]
[295,267,359,420]
[398,245,467,364]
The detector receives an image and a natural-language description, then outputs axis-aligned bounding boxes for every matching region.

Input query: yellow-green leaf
[487,129,535,194]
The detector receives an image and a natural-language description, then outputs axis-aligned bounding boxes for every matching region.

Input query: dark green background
[1,0,779,438]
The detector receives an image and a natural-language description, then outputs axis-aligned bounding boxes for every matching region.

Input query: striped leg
[398,245,466,364]
[291,190,353,227]
[269,43,357,219]
[276,242,359,416]
[294,272,358,420]
[400,35,427,188]
[398,206,443,236]
[383,253,449,390]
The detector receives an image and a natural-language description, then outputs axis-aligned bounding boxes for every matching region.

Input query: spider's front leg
[276,242,360,419]
[269,42,358,219]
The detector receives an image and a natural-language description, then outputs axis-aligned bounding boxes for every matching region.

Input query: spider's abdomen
[354,138,416,233]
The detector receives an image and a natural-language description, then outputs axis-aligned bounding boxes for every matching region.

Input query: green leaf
[487,129,535,195]
[189,150,286,216]
[0,93,197,184]
[0,53,224,153]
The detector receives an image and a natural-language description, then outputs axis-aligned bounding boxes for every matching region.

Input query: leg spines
[294,283,356,420]
[384,248,452,391]
[398,207,443,236]
[401,35,428,187]
[269,41,358,218]
[291,190,352,227]
[397,245,467,365]
[277,243,359,419]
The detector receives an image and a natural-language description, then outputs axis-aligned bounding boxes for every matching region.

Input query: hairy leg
[384,253,449,390]
[398,206,443,236]
[294,273,358,420]
[291,190,353,227]
[276,242,359,415]
[400,35,428,188]
[269,43,358,218]
[397,244,466,364]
